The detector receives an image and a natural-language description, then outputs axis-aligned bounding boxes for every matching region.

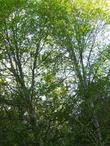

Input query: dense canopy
[0,0,110,146]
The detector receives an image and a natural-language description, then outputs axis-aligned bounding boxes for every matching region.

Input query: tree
[0,0,110,146]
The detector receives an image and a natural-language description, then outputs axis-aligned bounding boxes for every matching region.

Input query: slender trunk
[93,115,103,146]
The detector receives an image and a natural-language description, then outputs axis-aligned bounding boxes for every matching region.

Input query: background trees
[0,0,110,146]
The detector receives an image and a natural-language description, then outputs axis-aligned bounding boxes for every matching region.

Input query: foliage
[0,0,110,146]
